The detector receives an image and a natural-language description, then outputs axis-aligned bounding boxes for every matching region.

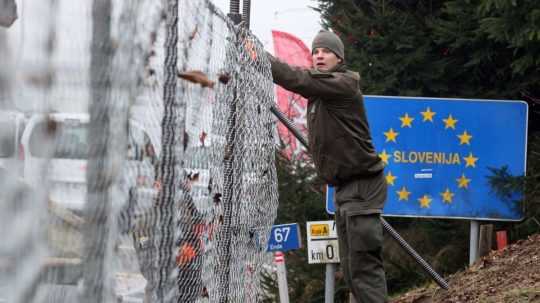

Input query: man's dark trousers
[335,173,388,303]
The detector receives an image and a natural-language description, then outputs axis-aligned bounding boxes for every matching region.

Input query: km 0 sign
[307,220,339,264]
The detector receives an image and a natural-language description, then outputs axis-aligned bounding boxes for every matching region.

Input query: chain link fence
[0,0,279,302]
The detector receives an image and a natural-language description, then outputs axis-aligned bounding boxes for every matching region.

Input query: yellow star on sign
[443,114,458,129]
[457,174,471,189]
[399,113,414,128]
[457,130,473,145]
[396,186,411,201]
[440,188,454,204]
[463,152,479,168]
[418,195,432,208]
[420,107,436,122]
[384,128,399,143]
[385,171,397,186]
[379,150,391,165]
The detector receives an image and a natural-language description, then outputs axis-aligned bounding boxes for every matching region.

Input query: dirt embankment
[391,233,540,303]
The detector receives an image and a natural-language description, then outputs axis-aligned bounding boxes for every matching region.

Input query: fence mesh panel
[0,0,279,302]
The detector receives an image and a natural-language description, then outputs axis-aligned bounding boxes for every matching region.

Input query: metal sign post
[274,251,290,303]
[323,188,336,303]
[469,220,480,265]
[325,263,336,303]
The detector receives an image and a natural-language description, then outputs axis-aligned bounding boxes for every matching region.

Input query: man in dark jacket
[269,30,388,302]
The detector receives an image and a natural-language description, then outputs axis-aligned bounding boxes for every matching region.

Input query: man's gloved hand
[243,37,258,61]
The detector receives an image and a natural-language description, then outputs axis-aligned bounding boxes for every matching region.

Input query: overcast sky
[210,0,322,52]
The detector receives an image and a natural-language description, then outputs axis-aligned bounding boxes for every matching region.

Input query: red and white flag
[272,30,312,161]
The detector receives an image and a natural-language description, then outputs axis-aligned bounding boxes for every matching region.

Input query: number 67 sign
[267,223,302,252]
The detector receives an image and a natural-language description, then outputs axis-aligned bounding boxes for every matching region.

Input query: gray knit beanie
[311,30,345,61]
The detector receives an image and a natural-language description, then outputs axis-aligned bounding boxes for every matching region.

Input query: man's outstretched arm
[267,53,358,100]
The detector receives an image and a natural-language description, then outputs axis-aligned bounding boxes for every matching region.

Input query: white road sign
[307,220,340,264]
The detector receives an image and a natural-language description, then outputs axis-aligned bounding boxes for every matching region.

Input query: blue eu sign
[326,96,527,221]
[267,223,302,252]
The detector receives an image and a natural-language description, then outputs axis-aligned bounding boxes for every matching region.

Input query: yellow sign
[310,224,329,237]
